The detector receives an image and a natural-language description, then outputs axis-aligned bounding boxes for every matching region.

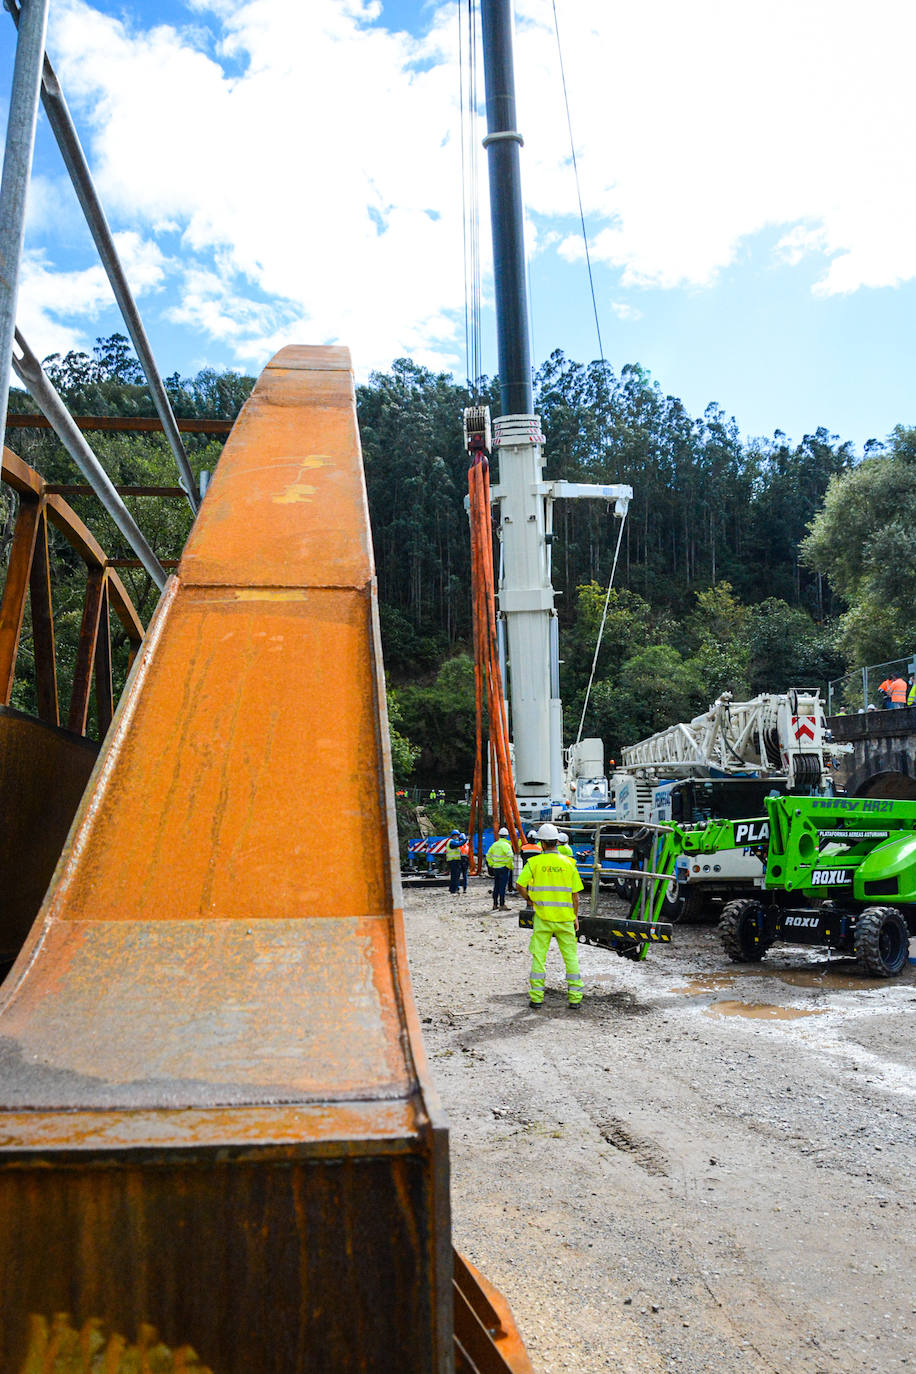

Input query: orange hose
[467,452,525,872]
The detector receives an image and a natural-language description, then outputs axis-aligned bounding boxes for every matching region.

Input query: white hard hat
[538,822,560,842]
[498,826,509,836]
[558,832,569,843]
[527,831,539,841]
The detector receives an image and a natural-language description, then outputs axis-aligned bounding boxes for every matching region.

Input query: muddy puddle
[672,966,890,996]
[703,999,824,1021]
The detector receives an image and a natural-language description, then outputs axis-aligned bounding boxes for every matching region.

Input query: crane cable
[459,0,482,394]
[575,507,628,747]
[553,0,629,747]
[551,0,605,370]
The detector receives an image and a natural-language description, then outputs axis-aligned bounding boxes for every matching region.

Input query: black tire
[719,899,771,963]
[855,906,910,977]
[661,890,683,922]
[678,885,708,924]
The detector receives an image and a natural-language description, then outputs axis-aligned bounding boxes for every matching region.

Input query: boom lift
[646,794,916,976]
[608,691,850,919]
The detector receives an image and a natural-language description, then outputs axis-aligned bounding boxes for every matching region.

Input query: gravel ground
[402,877,916,1374]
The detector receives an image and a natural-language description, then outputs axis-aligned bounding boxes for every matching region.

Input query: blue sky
[2,0,915,450]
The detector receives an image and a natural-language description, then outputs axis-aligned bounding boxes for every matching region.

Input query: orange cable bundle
[467,452,525,873]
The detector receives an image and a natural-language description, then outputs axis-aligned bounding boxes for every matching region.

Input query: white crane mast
[487,413,631,820]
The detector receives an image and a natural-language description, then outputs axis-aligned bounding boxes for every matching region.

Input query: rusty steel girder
[0,450,146,966]
[0,347,531,1374]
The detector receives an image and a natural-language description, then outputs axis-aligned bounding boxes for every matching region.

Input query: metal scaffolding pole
[5,0,199,513]
[13,330,167,590]
[0,0,49,448]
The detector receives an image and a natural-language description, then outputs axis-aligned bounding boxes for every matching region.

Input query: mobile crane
[645,793,916,976]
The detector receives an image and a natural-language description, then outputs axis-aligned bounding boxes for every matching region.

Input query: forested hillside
[3,335,911,788]
[360,352,864,783]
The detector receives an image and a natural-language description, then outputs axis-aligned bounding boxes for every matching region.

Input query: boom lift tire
[658,884,703,923]
[678,885,707,924]
[719,898,772,963]
[855,906,910,977]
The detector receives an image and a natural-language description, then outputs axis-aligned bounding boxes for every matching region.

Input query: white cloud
[513,0,916,296]
[609,301,642,322]
[16,232,168,360]
[43,0,471,374]
[19,0,916,379]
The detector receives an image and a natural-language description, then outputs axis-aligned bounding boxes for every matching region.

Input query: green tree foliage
[744,599,845,693]
[393,654,477,786]
[2,334,863,774]
[587,645,706,758]
[357,360,496,664]
[386,687,420,784]
[802,427,916,663]
[685,582,750,700]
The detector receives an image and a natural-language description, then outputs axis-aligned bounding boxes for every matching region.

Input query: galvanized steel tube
[5,1,199,513]
[13,329,167,590]
[0,0,50,446]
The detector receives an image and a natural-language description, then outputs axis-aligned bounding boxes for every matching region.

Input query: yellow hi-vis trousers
[528,916,583,1004]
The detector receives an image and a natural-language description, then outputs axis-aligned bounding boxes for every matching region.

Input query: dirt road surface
[402,878,916,1374]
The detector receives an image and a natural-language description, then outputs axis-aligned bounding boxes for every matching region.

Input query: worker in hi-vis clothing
[517,822,584,1009]
[557,832,573,858]
[445,829,464,894]
[486,826,514,910]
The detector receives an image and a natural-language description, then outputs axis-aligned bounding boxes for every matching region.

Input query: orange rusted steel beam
[67,565,106,734]
[0,450,148,973]
[454,1253,535,1374]
[0,496,40,703]
[0,346,458,1372]
[28,506,59,726]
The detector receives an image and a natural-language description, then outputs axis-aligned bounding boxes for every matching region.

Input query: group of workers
[876,674,916,709]
[446,822,584,1010]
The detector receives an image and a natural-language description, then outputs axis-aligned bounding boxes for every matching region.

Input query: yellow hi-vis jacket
[558,843,573,857]
[486,838,514,869]
[518,851,583,923]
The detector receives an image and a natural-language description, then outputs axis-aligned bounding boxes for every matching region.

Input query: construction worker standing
[517,822,584,1010]
[486,826,514,910]
[458,833,470,892]
[557,832,574,858]
[890,676,908,708]
[445,829,463,894]
[517,830,541,896]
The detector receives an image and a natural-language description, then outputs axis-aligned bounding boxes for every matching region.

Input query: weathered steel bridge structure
[0,347,532,1373]
[0,3,533,1366]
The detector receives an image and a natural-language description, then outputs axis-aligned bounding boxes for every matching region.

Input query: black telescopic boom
[480,0,533,417]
